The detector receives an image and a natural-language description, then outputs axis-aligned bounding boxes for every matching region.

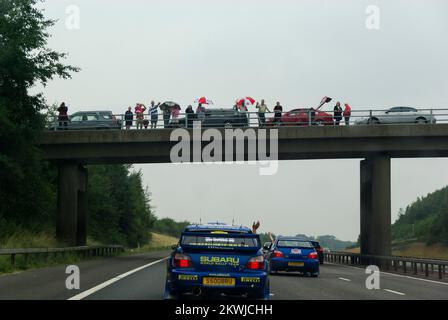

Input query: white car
[355,107,437,125]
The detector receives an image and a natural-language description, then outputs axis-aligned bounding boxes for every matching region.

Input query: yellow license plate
[202,277,236,287]
[288,262,305,267]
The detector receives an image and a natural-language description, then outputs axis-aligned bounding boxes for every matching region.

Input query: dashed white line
[384,289,406,296]
[339,277,351,282]
[68,257,169,300]
[326,262,448,286]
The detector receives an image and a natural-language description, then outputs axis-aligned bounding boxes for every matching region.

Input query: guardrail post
[403,261,407,274]
[413,262,418,275]
[11,254,15,266]
[439,265,443,279]
[431,264,434,274]
[425,263,429,277]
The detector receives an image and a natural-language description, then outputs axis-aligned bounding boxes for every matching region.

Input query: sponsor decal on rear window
[182,235,259,249]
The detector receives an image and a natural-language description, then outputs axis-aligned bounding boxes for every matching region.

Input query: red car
[266,108,334,126]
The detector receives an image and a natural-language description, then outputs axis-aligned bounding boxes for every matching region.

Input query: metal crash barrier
[0,245,124,266]
[325,251,448,280]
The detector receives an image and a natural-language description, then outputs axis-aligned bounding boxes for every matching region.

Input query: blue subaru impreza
[266,236,320,277]
[164,223,270,300]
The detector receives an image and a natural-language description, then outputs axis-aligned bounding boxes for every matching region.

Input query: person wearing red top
[57,102,69,130]
[343,103,352,126]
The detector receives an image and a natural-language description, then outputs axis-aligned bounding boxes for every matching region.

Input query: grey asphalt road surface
[0,252,447,300]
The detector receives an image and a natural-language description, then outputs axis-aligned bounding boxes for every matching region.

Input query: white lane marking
[339,277,351,282]
[384,289,405,296]
[325,262,448,286]
[68,257,169,300]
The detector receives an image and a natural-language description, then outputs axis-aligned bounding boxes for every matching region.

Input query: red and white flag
[194,97,214,105]
[237,97,256,107]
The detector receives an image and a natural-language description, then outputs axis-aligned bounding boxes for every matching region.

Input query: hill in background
[392,186,448,245]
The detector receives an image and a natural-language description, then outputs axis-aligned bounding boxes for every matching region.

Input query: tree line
[0,0,179,248]
[392,186,448,245]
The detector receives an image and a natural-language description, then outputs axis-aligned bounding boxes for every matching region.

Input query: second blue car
[266,236,320,277]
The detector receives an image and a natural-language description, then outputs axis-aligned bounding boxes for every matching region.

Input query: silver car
[355,107,437,125]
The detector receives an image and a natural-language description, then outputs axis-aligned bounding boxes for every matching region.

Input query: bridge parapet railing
[46,108,448,131]
[324,251,448,280]
[0,245,124,266]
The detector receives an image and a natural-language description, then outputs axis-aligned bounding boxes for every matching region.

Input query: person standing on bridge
[343,103,352,126]
[273,102,283,126]
[196,103,206,124]
[333,102,343,126]
[135,103,146,129]
[124,107,133,130]
[170,105,181,127]
[57,102,69,130]
[256,99,271,127]
[185,105,194,128]
[149,101,160,129]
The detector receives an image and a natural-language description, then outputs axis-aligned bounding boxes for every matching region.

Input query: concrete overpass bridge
[38,124,448,257]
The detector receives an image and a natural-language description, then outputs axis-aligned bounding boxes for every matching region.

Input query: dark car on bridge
[310,240,324,264]
[266,108,334,126]
[178,108,249,128]
[266,236,319,277]
[50,111,122,130]
[164,223,270,300]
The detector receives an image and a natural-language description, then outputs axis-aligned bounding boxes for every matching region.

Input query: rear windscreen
[181,235,259,249]
[277,240,313,248]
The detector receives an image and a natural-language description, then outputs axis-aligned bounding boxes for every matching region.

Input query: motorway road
[0,251,447,300]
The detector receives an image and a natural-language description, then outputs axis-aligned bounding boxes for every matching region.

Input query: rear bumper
[167,269,268,296]
[270,258,319,273]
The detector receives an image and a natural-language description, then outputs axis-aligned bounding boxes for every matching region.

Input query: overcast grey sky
[39,0,448,241]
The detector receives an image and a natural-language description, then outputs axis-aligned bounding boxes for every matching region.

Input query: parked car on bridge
[309,240,324,264]
[50,111,122,130]
[265,236,320,277]
[266,108,334,126]
[354,107,437,125]
[177,108,249,128]
[164,223,270,300]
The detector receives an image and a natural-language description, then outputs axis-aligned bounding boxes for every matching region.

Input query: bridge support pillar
[360,155,391,263]
[57,164,88,246]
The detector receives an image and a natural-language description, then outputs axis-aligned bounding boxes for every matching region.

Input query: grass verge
[0,231,177,275]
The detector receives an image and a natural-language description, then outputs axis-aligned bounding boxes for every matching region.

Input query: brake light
[273,250,284,258]
[173,253,193,268]
[247,256,265,270]
[308,252,318,260]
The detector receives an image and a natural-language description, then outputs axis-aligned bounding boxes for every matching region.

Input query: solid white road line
[68,257,169,300]
[384,289,406,296]
[325,262,448,286]
[338,277,351,282]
